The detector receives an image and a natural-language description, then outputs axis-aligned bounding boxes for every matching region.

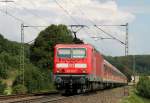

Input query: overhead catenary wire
[95,25,125,45]
[64,0,104,39]
[68,0,107,38]
[0,0,14,14]
[69,0,125,45]
[54,0,95,41]
[0,6,42,32]
[0,8,24,22]
[54,0,80,25]
[12,1,49,25]
[0,1,49,32]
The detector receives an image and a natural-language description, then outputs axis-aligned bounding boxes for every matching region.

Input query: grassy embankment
[121,86,150,103]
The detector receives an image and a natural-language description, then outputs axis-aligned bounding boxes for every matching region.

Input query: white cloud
[0,0,135,55]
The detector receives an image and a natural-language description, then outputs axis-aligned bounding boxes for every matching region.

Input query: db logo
[69,64,74,68]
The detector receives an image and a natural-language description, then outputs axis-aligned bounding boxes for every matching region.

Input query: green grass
[121,87,150,103]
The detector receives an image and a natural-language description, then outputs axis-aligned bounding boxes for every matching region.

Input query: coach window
[104,64,106,70]
[104,65,109,73]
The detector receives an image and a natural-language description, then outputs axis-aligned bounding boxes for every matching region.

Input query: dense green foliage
[136,76,150,98]
[13,65,53,93]
[115,55,150,75]
[0,35,20,79]
[0,34,54,94]
[0,81,6,94]
[13,84,27,94]
[121,87,150,103]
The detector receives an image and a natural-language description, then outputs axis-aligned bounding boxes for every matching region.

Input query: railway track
[0,91,60,103]
[7,95,66,103]
[0,92,82,103]
[0,86,129,103]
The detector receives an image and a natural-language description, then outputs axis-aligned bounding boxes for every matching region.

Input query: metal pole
[20,23,25,85]
[125,23,129,56]
[0,0,14,14]
[133,55,136,84]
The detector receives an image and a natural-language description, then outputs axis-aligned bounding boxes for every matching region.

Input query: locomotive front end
[53,44,90,93]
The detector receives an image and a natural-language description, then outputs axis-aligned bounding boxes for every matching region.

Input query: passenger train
[53,44,127,94]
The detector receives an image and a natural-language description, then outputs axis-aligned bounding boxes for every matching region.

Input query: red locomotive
[53,44,127,94]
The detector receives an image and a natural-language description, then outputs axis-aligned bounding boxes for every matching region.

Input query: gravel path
[52,87,129,103]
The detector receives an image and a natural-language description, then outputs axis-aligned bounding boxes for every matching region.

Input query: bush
[136,76,150,98]
[13,64,53,93]
[0,81,6,94]
[13,84,27,94]
[0,59,8,79]
[4,87,12,95]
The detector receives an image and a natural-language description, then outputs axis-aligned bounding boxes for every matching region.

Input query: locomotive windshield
[57,48,86,58]
[58,48,71,58]
[72,48,86,58]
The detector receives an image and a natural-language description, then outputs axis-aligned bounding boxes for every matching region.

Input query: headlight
[75,63,87,68]
[56,63,68,68]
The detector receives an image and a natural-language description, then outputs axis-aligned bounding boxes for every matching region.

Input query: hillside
[118,55,150,75]
[105,55,150,76]
[0,34,53,95]
[0,34,21,79]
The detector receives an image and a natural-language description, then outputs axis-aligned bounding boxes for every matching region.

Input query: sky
[0,0,149,56]
[117,0,150,55]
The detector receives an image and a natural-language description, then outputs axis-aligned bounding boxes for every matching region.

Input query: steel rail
[0,91,59,102]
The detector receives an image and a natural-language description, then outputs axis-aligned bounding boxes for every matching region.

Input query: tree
[136,76,150,98]
[0,81,6,94]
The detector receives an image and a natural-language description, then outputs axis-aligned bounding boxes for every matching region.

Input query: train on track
[53,44,127,94]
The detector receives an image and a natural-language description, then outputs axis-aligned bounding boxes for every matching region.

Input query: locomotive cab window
[57,48,86,58]
[72,48,86,58]
[57,48,71,58]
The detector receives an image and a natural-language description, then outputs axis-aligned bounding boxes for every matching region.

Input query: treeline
[105,55,150,81]
[0,33,53,94]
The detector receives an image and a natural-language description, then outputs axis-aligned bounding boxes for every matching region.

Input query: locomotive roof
[55,44,93,48]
